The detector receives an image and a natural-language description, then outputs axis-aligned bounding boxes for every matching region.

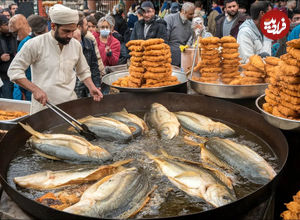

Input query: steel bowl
[189,77,268,99]
[256,94,300,131]
[105,64,128,74]
[102,70,188,93]
[0,98,30,130]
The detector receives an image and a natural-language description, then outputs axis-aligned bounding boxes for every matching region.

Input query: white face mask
[100,29,110,37]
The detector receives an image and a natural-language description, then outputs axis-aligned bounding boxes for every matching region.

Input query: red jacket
[93,32,120,66]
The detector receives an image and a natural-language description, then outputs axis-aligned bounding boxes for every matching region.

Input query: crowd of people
[0,0,300,113]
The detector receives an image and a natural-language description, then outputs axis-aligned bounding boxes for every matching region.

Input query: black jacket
[130,16,168,42]
[74,37,101,98]
[215,12,249,38]
[113,14,128,37]
[0,32,17,81]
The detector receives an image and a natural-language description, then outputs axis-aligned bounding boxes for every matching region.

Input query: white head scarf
[191,16,204,29]
[49,4,79,24]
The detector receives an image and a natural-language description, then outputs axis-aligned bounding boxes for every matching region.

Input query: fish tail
[111,159,134,167]
[159,149,178,160]
[202,163,234,190]
[199,143,205,150]
[121,108,128,113]
[18,122,44,139]
[126,185,158,219]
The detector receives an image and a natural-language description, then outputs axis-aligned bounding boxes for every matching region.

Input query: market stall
[0,36,299,219]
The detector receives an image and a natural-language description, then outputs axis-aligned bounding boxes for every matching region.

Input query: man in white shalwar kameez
[8,4,103,114]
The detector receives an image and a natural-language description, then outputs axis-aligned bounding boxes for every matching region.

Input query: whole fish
[175,111,235,137]
[74,116,133,143]
[64,167,154,219]
[19,123,112,163]
[146,150,236,208]
[107,108,148,137]
[13,159,132,190]
[201,137,276,184]
[144,103,180,139]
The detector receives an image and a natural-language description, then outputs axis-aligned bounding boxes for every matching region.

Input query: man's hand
[105,45,111,53]
[89,87,103,101]
[32,87,48,106]
[105,46,112,57]
[15,78,48,105]
[83,77,103,102]
[1,53,10,62]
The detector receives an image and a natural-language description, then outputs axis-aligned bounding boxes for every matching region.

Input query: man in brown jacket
[215,0,248,38]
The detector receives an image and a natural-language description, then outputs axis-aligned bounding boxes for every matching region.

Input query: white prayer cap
[49,4,79,25]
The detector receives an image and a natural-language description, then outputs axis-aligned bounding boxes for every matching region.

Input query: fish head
[151,103,163,109]
[205,184,235,207]
[213,123,235,136]
[160,122,179,140]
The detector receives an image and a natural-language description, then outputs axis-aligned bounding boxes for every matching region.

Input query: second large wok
[0,93,288,220]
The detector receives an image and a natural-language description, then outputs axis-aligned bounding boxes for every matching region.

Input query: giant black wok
[0,93,288,220]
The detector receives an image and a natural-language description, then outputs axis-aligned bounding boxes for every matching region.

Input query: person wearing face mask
[8,4,103,114]
[93,15,120,67]
[187,16,212,46]
[130,1,168,42]
[164,2,195,67]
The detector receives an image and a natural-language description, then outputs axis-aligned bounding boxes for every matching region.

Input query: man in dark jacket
[112,4,128,37]
[0,14,17,99]
[74,14,101,98]
[215,0,248,38]
[130,1,168,42]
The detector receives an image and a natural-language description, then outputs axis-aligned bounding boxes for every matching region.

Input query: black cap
[141,1,154,10]
[0,15,9,26]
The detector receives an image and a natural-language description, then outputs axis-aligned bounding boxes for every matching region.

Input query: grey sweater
[164,13,193,67]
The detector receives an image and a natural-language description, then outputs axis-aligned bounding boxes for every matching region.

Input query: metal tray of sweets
[189,76,268,99]
[102,70,188,93]
[0,98,30,130]
[256,94,300,131]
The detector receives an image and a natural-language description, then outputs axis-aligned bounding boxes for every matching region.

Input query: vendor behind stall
[165,2,195,67]
[237,1,273,63]
[8,4,103,114]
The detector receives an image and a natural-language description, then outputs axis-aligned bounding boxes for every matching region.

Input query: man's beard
[54,29,71,45]
[227,10,238,17]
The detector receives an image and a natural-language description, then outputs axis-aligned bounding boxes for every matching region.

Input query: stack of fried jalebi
[220,36,241,84]
[113,40,145,88]
[281,190,300,220]
[141,38,179,88]
[264,56,281,83]
[193,37,222,83]
[113,39,179,88]
[262,39,300,120]
[230,54,266,85]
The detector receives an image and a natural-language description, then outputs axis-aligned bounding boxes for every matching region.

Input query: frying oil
[7,112,280,218]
